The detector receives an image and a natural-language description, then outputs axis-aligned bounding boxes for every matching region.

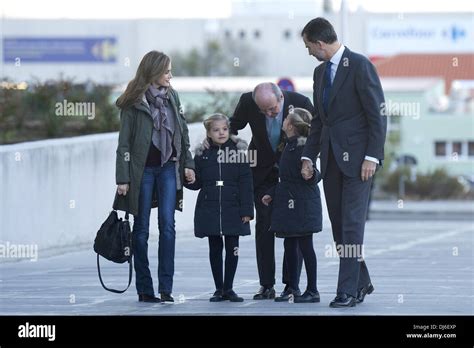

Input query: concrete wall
[0,122,330,260]
[0,123,242,258]
[0,133,121,255]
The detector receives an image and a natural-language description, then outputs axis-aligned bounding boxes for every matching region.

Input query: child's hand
[241,216,251,223]
[261,195,272,206]
[301,159,314,180]
[185,168,196,184]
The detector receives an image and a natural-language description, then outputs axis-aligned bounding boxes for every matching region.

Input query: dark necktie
[323,61,333,114]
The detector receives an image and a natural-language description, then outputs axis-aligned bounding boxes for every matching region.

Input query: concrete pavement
[1,218,472,316]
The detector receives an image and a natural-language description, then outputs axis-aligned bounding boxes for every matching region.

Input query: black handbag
[93,210,133,293]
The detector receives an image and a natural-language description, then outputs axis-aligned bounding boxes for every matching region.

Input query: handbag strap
[97,254,133,294]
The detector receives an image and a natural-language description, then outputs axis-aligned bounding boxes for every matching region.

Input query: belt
[202,181,238,187]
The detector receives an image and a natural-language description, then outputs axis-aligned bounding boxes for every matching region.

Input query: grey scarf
[145,85,173,166]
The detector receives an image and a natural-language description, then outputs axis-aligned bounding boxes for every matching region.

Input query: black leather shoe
[281,285,301,296]
[222,289,244,302]
[253,286,276,300]
[138,294,162,303]
[160,292,174,302]
[294,290,320,303]
[329,294,356,308]
[356,283,374,303]
[210,290,224,302]
[275,287,300,302]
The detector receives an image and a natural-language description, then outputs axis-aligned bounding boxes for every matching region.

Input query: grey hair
[252,82,283,102]
[203,113,230,132]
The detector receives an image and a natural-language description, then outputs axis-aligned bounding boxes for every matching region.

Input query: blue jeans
[133,162,177,295]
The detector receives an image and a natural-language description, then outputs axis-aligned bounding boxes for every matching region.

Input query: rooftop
[375,54,474,94]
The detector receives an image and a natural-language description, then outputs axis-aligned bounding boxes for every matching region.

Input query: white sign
[367,19,474,55]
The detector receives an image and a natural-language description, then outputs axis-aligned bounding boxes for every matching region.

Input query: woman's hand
[185,168,196,184]
[117,184,129,196]
[261,195,272,206]
[241,216,252,223]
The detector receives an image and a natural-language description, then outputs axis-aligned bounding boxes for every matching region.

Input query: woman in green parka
[113,51,195,303]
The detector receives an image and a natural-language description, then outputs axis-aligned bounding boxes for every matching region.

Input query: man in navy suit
[300,18,387,307]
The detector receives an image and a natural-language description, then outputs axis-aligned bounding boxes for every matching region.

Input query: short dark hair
[301,17,338,44]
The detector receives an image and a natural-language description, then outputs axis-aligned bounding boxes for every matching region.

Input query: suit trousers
[323,142,372,297]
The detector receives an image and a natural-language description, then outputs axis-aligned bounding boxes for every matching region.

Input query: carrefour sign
[367,19,473,55]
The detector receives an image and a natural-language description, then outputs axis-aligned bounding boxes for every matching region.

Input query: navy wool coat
[185,136,254,238]
[268,136,323,238]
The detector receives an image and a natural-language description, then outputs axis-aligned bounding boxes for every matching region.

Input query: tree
[171,39,261,76]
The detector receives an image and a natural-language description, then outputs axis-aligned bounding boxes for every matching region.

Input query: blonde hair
[287,107,312,137]
[203,113,230,132]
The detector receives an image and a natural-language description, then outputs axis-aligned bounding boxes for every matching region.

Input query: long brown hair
[116,51,171,109]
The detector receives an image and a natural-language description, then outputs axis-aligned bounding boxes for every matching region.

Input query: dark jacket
[113,88,195,216]
[302,47,387,178]
[185,136,254,238]
[230,91,314,189]
[268,136,322,238]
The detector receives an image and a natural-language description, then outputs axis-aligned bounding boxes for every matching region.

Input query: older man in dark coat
[230,82,314,300]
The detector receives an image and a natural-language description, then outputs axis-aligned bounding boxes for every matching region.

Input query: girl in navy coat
[262,108,322,303]
[185,114,254,302]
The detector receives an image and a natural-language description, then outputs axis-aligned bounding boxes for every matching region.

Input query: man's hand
[361,160,376,181]
[301,159,314,181]
[202,138,210,150]
[185,168,196,184]
[261,195,273,206]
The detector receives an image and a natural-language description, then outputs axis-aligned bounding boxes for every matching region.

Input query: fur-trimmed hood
[296,136,307,146]
[194,135,248,156]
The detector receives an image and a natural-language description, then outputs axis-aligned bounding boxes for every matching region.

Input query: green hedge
[0,77,119,144]
[381,167,466,199]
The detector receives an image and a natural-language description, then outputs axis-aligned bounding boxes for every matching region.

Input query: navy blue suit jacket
[302,47,387,178]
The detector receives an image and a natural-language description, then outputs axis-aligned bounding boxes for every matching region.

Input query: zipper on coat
[218,145,223,236]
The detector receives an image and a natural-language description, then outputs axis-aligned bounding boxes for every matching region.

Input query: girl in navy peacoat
[262,108,322,303]
[185,113,254,302]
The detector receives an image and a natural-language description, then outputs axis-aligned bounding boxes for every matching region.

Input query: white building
[1,1,472,84]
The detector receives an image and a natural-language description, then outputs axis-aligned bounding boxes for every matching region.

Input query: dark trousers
[323,144,372,297]
[208,235,239,291]
[254,176,303,288]
[284,235,317,293]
